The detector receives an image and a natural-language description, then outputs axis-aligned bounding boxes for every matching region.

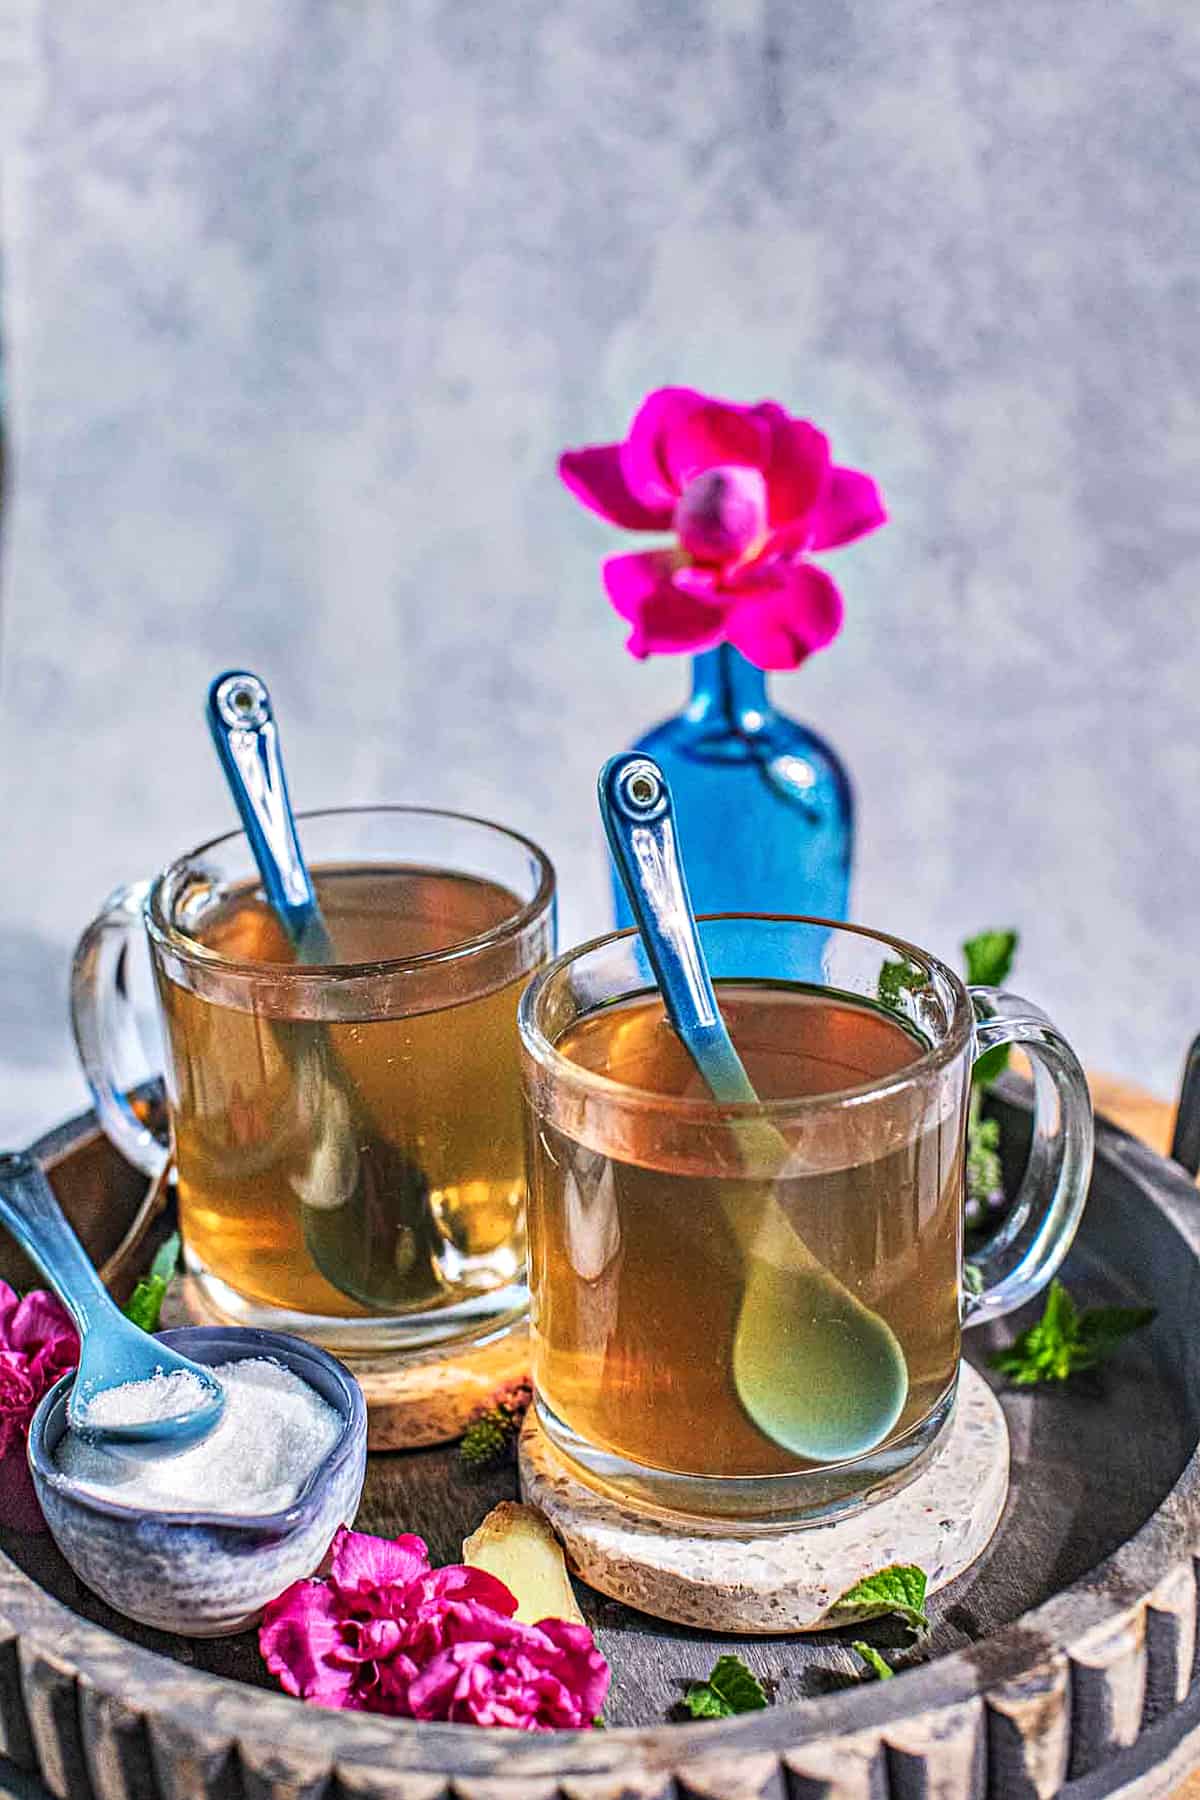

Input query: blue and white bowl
[28,1326,368,1638]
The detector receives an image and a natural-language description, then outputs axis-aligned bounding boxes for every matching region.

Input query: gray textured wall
[1,0,1198,1145]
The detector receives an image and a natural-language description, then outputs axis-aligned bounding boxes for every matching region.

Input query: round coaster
[518,1363,1008,1634]
[162,1274,530,1449]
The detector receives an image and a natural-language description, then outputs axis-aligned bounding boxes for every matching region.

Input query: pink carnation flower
[559,386,886,670]
[260,1526,609,1730]
[0,1280,79,1533]
[410,1612,609,1731]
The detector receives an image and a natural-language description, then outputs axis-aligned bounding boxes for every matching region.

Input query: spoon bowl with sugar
[0,1150,224,1458]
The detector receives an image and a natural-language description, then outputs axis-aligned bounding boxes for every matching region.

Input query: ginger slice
[462,1501,585,1626]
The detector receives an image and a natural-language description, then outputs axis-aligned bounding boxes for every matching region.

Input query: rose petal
[754,405,831,531]
[670,563,720,598]
[330,1526,430,1594]
[558,445,673,531]
[809,465,887,549]
[603,551,729,659]
[619,387,707,508]
[723,561,845,670]
[659,399,772,490]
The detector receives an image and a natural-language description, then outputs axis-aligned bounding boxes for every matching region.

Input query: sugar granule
[83,1368,209,1427]
[55,1358,341,1516]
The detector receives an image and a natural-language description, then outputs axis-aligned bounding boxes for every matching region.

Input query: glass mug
[518,915,1092,1525]
[72,807,556,1352]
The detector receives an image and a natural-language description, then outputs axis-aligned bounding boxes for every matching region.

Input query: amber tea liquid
[527,985,964,1479]
[157,864,534,1321]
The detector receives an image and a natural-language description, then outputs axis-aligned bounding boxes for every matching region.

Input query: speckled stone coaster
[518,1363,1008,1634]
[162,1274,530,1449]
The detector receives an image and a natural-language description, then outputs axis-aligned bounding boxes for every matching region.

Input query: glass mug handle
[962,986,1094,1323]
[70,880,170,1179]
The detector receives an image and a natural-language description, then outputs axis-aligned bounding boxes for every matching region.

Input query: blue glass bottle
[612,644,853,927]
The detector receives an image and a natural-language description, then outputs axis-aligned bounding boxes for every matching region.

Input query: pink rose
[0,1280,78,1533]
[409,1613,610,1731]
[559,386,886,670]
[260,1526,609,1729]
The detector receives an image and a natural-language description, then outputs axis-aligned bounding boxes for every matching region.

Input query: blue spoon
[0,1151,224,1457]
[599,752,908,1464]
[206,670,441,1308]
[206,672,334,963]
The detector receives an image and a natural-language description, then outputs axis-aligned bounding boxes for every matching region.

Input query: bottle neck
[687,645,772,731]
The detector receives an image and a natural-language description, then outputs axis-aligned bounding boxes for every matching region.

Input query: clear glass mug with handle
[71,805,556,1353]
[519,915,1093,1525]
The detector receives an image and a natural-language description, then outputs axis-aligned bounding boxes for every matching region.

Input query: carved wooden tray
[3,1085,1200,1800]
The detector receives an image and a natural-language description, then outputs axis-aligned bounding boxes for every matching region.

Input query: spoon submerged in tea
[599,752,908,1464]
[0,1151,224,1457]
[206,671,442,1309]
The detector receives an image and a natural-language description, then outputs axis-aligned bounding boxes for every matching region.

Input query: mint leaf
[877,957,928,1012]
[851,1641,894,1681]
[963,931,1019,1086]
[123,1231,181,1333]
[963,930,1018,989]
[683,1654,768,1719]
[683,1683,730,1719]
[833,1564,929,1635]
[972,1044,1011,1087]
[988,1279,1156,1386]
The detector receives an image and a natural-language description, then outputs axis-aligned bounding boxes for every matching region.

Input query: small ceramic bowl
[28,1325,367,1637]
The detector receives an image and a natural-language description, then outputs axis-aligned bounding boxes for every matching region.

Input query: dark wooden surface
[3,1086,1200,1797]
[0,1242,1185,1729]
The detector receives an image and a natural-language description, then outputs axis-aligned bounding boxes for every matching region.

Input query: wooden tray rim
[1,1098,1199,1796]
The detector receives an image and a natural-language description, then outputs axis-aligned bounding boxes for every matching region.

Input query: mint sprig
[683,1654,768,1719]
[988,1279,1155,1386]
[832,1564,929,1635]
[851,1641,894,1681]
[123,1232,180,1333]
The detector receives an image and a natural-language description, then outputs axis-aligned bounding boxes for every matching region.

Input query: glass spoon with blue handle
[0,1150,224,1456]
[207,671,336,962]
[599,752,909,1464]
[206,672,442,1309]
